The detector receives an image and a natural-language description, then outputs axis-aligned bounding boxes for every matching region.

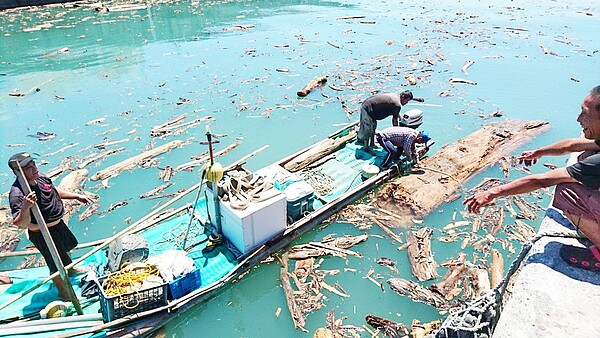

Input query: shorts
[358,107,376,143]
[552,183,600,223]
[28,220,78,273]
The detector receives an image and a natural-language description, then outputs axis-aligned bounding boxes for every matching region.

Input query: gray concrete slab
[493,210,600,338]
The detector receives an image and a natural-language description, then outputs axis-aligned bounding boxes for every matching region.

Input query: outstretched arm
[57,188,94,205]
[464,168,577,213]
[519,138,600,166]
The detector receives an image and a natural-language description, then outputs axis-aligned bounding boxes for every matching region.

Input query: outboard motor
[399,109,423,129]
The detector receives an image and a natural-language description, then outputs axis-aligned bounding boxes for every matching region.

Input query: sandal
[559,245,600,272]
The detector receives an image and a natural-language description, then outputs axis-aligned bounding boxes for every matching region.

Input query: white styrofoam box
[254,164,300,189]
[206,186,286,254]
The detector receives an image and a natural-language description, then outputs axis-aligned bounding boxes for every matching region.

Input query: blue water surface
[0,0,598,336]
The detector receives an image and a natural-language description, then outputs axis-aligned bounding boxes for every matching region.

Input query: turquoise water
[0,0,598,336]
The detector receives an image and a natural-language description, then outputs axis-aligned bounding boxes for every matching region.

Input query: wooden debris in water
[406,227,438,281]
[90,140,182,181]
[410,319,441,338]
[365,314,410,338]
[490,248,504,288]
[0,228,21,263]
[375,120,550,217]
[77,147,124,169]
[287,234,367,260]
[297,76,327,97]
[429,252,467,300]
[176,142,240,171]
[388,278,448,310]
[150,115,212,137]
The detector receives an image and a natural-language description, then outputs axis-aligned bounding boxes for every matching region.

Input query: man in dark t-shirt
[464,85,600,272]
[8,152,93,300]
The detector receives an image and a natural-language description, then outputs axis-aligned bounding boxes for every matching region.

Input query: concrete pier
[492,208,600,337]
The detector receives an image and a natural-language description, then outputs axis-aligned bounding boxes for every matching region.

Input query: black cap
[8,152,35,170]
[400,90,413,101]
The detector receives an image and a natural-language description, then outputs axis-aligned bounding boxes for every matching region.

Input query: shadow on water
[0,0,350,75]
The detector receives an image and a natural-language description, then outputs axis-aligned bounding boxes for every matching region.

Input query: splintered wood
[280,235,366,332]
[375,119,550,217]
[406,227,438,281]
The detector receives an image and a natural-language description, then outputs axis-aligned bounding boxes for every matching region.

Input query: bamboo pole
[9,160,83,315]
[0,145,269,313]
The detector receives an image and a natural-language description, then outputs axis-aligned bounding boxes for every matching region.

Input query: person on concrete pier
[464,85,600,272]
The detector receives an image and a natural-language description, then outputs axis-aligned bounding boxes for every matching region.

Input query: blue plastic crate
[96,275,167,322]
[168,268,202,300]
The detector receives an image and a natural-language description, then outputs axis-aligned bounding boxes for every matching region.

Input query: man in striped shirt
[375,127,431,168]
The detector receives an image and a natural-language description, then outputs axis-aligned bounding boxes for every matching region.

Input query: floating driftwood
[490,248,504,288]
[406,227,438,281]
[429,253,467,300]
[287,234,367,260]
[365,314,410,338]
[57,169,94,224]
[90,140,182,181]
[388,278,448,310]
[284,130,356,172]
[176,142,240,172]
[0,229,21,263]
[297,76,327,97]
[77,148,124,169]
[375,120,550,217]
[150,115,212,137]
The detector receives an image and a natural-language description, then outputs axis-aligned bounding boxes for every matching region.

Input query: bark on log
[490,248,504,288]
[375,119,550,216]
[58,169,90,224]
[365,314,410,338]
[284,130,356,172]
[388,278,448,310]
[429,252,467,300]
[406,227,438,281]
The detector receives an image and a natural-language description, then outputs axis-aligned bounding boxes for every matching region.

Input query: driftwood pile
[279,234,367,332]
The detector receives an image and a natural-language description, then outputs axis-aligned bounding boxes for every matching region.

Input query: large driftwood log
[58,169,92,224]
[284,130,356,172]
[406,227,438,281]
[287,234,368,260]
[490,248,504,288]
[365,314,410,338]
[388,278,448,310]
[297,76,327,97]
[279,253,306,331]
[429,252,467,300]
[375,120,550,216]
[91,140,182,181]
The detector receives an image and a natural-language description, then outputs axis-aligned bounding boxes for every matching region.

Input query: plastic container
[284,181,315,223]
[168,268,202,300]
[96,275,168,322]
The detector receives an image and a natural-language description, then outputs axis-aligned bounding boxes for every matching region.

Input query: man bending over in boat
[358,90,424,156]
[376,127,431,168]
[464,85,600,272]
[8,152,94,300]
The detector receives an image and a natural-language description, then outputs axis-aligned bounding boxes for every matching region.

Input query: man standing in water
[8,152,94,300]
[464,85,600,272]
[358,90,424,155]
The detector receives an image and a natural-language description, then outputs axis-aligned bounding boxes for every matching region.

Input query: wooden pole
[9,160,83,315]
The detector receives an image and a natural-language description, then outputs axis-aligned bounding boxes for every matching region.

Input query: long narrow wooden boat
[0,122,429,337]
